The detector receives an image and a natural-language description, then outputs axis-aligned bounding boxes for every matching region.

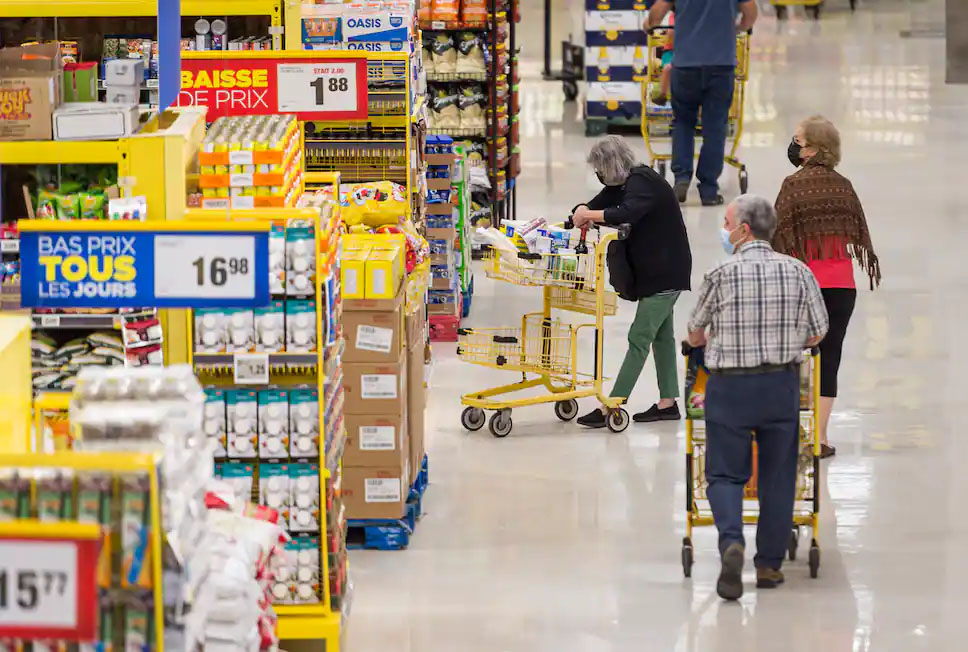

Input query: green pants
[610,292,680,401]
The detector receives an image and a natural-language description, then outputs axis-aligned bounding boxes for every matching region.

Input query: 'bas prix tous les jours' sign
[177,56,368,122]
[19,225,270,309]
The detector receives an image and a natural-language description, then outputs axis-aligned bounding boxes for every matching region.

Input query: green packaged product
[36,189,58,218]
[79,192,106,220]
[56,193,81,220]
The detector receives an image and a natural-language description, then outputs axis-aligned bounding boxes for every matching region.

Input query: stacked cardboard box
[341,235,413,520]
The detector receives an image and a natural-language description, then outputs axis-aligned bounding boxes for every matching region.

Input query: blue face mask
[720,227,737,255]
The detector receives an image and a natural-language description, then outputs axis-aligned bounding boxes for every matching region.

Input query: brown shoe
[717,543,745,600]
[820,443,836,459]
[756,567,785,589]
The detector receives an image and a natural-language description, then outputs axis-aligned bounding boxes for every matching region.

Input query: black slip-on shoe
[717,543,745,601]
[633,402,681,423]
[674,181,689,204]
[701,194,725,207]
[577,408,607,428]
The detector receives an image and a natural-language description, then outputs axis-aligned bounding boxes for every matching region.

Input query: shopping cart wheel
[461,407,486,432]
[681,537,694,578]
[563,80,579,102]
[788,527,799,561]
[489,410,513,438]
[606,408,630,433]
[739,168,749,195]
[554,399,580,421]
[809,540,820,578]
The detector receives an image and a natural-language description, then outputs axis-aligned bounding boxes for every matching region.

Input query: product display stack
[419,0,520,228]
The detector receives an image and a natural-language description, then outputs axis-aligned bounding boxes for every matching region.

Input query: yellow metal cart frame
[458,224,631,437]
[641,29,751,194]
[681,348,822,579]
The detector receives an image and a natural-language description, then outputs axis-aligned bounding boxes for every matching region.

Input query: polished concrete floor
[346,2,968,650]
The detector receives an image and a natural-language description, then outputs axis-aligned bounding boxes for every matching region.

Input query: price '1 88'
[309,77,350,106]
[192,256,249,287]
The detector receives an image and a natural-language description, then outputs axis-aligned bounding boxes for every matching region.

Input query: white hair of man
[586,135,639,186]
[732,194,778,241]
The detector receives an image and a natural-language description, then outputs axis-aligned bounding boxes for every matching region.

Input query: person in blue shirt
[648,0,758,206]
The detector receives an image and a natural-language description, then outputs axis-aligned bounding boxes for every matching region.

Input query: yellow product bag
[339,181,408,227]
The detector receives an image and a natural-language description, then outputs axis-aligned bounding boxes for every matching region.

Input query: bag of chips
[459,84,487,129]
[339,182,409,227]
[431,33,456,73]
[432,0,459,22]
[431,86,461,129]
[456,31,486,73]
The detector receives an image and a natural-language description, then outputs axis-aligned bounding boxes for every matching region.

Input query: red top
[805,237,855,289]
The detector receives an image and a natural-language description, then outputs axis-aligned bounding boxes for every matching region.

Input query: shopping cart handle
[616,223,632,240]
[517,252,543,261]
[563,218,575,230]
[810,346,820,356]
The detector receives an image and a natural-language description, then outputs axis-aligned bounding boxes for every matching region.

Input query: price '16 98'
[192,256,249,287]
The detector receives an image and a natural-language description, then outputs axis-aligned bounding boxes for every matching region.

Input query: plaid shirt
[688,240,829,370]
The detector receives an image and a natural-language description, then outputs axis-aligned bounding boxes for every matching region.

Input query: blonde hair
[800,115,841,167]
[587,135,638,185]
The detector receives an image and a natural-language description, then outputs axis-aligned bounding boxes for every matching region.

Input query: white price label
[364,477,401,503]
[154,235,256,300]
[230,173,253,187]
[234,353,270,385]
[431,21,446,29]
[355,324,393,354]
[39,315,60,328]
[0,540,77,629]
[0,239,19,253]
[229,150,254,166]
[360,425,396,451]
[361,374,397,399]
[276,62,360,115]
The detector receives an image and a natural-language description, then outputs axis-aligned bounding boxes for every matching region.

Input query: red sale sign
[177,54,369,122]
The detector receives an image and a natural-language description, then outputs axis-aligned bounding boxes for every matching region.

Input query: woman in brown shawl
[774,115,881,459]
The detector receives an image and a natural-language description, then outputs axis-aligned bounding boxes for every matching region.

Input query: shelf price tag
[277,61,361,115]
[234,353,270,385]
[0,534,99,641]
[18,222,270,309]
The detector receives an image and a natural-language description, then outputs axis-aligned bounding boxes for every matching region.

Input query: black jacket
[587,165,692,298]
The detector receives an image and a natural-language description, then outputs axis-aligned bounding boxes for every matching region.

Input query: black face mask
[787,138,803,167]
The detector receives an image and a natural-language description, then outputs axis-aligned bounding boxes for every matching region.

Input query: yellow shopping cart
[458,222,631,437]
[641,28,751,194]
[680,345,822,578]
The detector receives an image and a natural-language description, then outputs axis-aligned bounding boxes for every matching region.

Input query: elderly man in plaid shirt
[687,194,829,601]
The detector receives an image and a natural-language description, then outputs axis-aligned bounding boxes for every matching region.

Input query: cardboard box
[426,227,456,243]
[344,413,408,467]
[104,58,145,86]
[343,302,404,363]
[343,351,407,415]
[342,12,410,42]
[406,343,427,487]
[365,245,404,299]
[63,62,97,102]
[425,201,454,216]
[341,247,370,300]
[53,102,139,141]
[342,462,410,520]
[425,153,456,166]
[405,307,426,350]
[426,177,452,191]
[105,86,140,104]
[0,42,63,141]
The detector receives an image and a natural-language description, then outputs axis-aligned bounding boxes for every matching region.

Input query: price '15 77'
[192,256,249,287]
[0,569,67,610]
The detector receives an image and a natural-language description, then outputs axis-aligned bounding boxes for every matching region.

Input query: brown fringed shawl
[773,159,881,289]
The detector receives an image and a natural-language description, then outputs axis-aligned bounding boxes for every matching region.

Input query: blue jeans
[670,66,736,200]
[704,369,800,570]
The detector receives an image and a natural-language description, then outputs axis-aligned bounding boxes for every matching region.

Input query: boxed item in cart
[259,390,289,459]
[343,351,407,415]
[342,289,404,363]
[0,42,63,140]
[203,388,228,458]
[342,462,410,520]
[227,389,258,458]
[63,62,97,102]
[53,102,139,141]
[289,463,320,533]
[103,57,144,86]
[289,389,319,458]
[344,413,407,467]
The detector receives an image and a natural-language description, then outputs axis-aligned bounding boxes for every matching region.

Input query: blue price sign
[19,223,270,309]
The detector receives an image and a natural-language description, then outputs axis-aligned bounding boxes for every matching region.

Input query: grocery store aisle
[347,2,968,650]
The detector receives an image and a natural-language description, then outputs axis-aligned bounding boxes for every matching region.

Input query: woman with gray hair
[571,135,693,428]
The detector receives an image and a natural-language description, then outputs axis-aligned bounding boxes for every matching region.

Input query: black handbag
[607,239,637,301]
